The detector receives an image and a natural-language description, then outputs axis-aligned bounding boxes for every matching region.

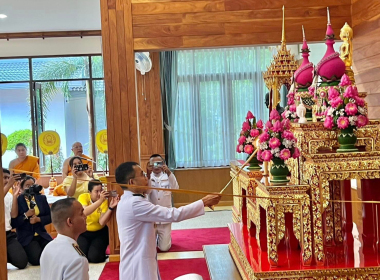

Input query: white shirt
[40,234,89,280]
[117,190,205,280]
[4,192,12,231]
[149,172,179,207]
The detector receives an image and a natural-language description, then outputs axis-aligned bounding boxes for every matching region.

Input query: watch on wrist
[24,213,29,220]
[109,207,114,211]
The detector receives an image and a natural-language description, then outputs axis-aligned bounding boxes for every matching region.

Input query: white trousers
[156,223,172,251]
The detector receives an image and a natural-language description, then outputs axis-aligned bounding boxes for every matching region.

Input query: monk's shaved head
[71,142,83,156]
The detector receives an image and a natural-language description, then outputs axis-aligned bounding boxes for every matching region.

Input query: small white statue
[297,99,307,123]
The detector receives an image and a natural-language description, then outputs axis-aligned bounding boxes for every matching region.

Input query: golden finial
[282,6,286,44]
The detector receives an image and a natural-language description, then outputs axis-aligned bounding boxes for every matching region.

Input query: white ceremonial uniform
[117,190,205,280]
[149,172,180,251]
[40,234,89,280]
[4,192,13,231]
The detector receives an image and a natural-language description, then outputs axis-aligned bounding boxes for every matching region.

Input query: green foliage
[97,153,108,173]
[45,149,65,174]
[7,129,33,151]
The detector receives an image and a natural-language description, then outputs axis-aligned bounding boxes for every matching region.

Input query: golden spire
[281,6,286,45]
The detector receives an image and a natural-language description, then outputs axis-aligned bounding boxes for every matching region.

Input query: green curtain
[160,51,178,169]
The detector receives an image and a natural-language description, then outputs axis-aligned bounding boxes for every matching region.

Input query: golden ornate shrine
[229,14,380,279]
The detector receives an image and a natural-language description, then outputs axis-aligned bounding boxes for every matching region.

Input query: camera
[13,173,26,181]
[75,164,89,172]
[153,161,164,168]
[109,190,118,197]
[23,184,43,209]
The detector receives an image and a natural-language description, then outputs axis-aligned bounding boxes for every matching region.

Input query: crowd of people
[3,142,221,280]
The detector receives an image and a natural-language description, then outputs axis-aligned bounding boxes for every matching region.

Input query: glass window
[0,59,30,82]
[93,80,107,172]
[0,83,33,168]
[91,56,104,79]
[32,56,90,81]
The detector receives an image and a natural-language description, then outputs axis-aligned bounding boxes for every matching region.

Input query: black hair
[69,156,82,168]
[115,162,139,190]
[51,198,76,230]
[20,176,35,189]
[88,179,102,192]
[2,168,10,175]
[15,143,27,150]
[149,154,165,161]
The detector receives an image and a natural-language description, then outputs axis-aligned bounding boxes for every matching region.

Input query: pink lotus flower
[261,150,273,162]
[343,85,358,99]
[269,137,281,149]
[265,121,273,130]
[246,111,254,120]
[257,149,263,161]
[339,74,352,87]
[259,132,270,143]
[236,144,242,153]
[287,92,295,99]
[281,111,287,119]
[289,104,296,112]
[250,129,260,138]
[281,119,291,129]
[242,121,250,131]
[324,116,334,129]
[256,120,263,129]
[337,116,350,129]
[328,87,340,101]
[330,97,343,108]
[345,103,358,116]
[238,136,246,145]
[244,144,254,154]
[272,121,282,133]
[280,149,291,160]
[357,115,368,128]
[292,147,300,159]
[288,97,295,105]
[283,130,295,140]
[355,97,365,107]
[270,110,281,121]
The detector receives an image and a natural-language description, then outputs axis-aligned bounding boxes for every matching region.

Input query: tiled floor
[7,206,232,280]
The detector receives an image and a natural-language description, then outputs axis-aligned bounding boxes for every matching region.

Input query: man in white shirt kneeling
[148,154,179,251]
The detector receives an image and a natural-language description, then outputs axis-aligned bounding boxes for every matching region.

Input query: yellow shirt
[62,176,90,200]
[26,197,40,236]
[78,193,108,232]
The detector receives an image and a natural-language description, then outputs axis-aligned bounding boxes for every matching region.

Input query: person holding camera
[11,176,52,265]
[3,169,28,269]
[62,157,93,199]
[62,142,93,180]
[148,154,179,251]
[77,180,119,263]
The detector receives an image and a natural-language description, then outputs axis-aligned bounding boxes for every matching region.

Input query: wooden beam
[0,30,101,40]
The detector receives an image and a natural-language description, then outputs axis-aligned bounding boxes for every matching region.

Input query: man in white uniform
[116,162,221,280]
[3,169,28,269]
[148,154,179,251]
[40,198,89,280]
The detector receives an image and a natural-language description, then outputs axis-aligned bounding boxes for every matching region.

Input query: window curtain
[160,51,178,169]
[165,46,272,168]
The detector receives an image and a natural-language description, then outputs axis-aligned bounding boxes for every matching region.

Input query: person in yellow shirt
[9,143,40,180]
[62,142,93,180]
[62,157,93,199]
[77,180,119,263]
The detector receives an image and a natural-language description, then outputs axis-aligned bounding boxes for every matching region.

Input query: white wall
[0,36,102,57]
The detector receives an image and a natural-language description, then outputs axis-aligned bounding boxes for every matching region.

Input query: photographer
[77,180,119,263]
[11,176,52,266]
[148,154,179,251]
[62,157,93,199]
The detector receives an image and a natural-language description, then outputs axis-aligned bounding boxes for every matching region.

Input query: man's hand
[86,166,93,178]
[162,165,171,176]
[202,194,222,207]
[99,190,109,202]
[109,196,120,208]
[25,209,35,217]
[29,216,41,224]
[12,183,21,198]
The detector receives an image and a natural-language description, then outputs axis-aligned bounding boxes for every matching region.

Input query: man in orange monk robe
[9,143,40,180]
[62,142,93,180]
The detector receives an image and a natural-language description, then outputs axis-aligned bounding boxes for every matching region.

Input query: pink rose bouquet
[236,111,263,155]
[257,109,300,162]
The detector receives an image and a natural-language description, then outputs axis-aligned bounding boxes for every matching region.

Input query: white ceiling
[0,0,101,33]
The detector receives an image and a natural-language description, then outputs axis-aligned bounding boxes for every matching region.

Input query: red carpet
[99,258,210,280]
[159,227,230,252]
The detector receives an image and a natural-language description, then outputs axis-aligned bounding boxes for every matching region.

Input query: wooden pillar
[0,128,7,279]
[100,0,140,173]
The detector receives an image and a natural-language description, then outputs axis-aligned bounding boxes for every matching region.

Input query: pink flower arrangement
[236,111,263,155]
[270,110,281,121]
[265,121,273,130]
[323,74,368,131]
[257,109,300,162]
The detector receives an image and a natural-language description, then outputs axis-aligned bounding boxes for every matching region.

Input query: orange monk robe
[67,154,93,176]
[14,155,40,180]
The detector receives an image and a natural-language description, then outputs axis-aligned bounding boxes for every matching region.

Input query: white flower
[285,111,290,117]
[339,109,345,116]
[271,132,279,138]
[259,142,268,150]
[239,145,243,152]
[275,152,280,157]
[358,106,365,114]
[348,116,356,126]
[282,139,293,148]
[349,98,356,103]
[291,113,297,118]
[327,107,335,116]
[246,137,254,144]
[271,147,280,154]
[336,111,340,116]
